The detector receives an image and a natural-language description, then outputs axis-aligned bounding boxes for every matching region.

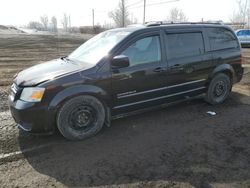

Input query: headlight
[20,87,45,102]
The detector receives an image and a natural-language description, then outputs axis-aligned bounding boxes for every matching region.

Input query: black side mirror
[111,55,130,68]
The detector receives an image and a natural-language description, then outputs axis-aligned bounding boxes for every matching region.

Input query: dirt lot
[0,34,250,188]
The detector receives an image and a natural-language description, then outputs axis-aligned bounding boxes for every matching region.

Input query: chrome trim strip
[117,79,206,99]
[117,90,137,98]
[114,86,206,109]
[11,83,18,94]
[17,124,32,132]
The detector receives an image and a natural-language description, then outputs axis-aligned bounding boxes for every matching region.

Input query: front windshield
[68,30,131,65]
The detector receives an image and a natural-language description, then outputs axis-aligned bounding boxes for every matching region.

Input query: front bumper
[8,96,56,134]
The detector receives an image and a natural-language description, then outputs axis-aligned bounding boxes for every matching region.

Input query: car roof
[109,24,232,34]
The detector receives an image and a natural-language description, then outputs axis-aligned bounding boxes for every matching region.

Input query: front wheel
[205,73,231,105]
[57,95,105,140]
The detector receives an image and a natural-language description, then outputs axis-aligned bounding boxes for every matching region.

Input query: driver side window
[121,36,161,67]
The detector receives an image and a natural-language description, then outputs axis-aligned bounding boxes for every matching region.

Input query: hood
[14,58,92,86]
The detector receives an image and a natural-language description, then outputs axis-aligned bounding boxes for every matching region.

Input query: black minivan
[9,23,244,140]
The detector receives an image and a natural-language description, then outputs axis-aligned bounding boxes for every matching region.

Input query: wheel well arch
[56,92,108,111]
[48,85,112,111]
[208,64,235,84]
[220,69,233,82]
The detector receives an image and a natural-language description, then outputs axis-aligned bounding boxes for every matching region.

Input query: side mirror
[111,55,130,68]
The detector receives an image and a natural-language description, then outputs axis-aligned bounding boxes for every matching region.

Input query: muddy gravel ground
[0,33,91,86]
[0,34,250,188]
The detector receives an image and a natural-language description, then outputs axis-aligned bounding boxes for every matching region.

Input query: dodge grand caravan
[9,23,244,140]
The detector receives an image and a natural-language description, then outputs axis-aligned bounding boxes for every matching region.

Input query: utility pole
[243,0,248,28]
[248,0,250,28]
[68,15,71,32]
[92,9,95,29]
[143,0,146,24]
[122,0,125,27]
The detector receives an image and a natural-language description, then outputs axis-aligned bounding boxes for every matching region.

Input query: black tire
[57,95,105,141]
[205,73,231,105]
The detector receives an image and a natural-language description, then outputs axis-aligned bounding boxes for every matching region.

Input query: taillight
[240,53,244,64]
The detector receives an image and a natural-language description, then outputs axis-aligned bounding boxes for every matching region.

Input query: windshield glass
[68,30,131,65]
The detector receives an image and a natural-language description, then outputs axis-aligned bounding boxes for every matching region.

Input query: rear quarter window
[207,27,239,51]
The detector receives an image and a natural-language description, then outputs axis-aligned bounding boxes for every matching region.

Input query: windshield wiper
[61,56,78,64]
[61,56,71,63]
[61,56,92,66]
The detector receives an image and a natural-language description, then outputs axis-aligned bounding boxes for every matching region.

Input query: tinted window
[237,29,250,36]
[237,30,246,36]
[166,32,205,60]
[121,36,161,67]
[208,28,238,51]
[236,31,242,36]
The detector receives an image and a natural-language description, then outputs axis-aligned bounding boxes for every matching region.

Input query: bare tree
[51,16,58,32]
[61,13,69,32]
[40,15,49,30]
[28,21,43,30]
[68,15,71,28]
[230,0,249,28]
[166,7,188,22]
[109,0,131,27]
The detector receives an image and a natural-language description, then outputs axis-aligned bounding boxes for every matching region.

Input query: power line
[129,0,179,9]
[147,0,179,6]
[134,0,180,24]
[127,0,143,7]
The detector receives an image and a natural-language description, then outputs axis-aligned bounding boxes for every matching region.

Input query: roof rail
[145,21,224,27]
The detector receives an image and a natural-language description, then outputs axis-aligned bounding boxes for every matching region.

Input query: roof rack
[145,21,224,27]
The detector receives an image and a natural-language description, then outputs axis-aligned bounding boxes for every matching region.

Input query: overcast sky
[0,0,239,27]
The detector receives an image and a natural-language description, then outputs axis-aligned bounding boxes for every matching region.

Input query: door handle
[170,64,184,71]
[153,67,166,73]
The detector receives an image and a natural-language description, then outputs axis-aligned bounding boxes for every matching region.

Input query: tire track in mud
[0,109,64,159]
[0,109,64,164]
[0,92,249,164]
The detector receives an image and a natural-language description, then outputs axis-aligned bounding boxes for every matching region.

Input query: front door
[111,32,165,115]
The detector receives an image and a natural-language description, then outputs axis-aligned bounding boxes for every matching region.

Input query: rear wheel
[205,73,231,105]
[57,95,105,140]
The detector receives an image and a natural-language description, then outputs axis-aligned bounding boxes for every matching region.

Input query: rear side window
[166,32,205,60]
[207,28,238,51]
